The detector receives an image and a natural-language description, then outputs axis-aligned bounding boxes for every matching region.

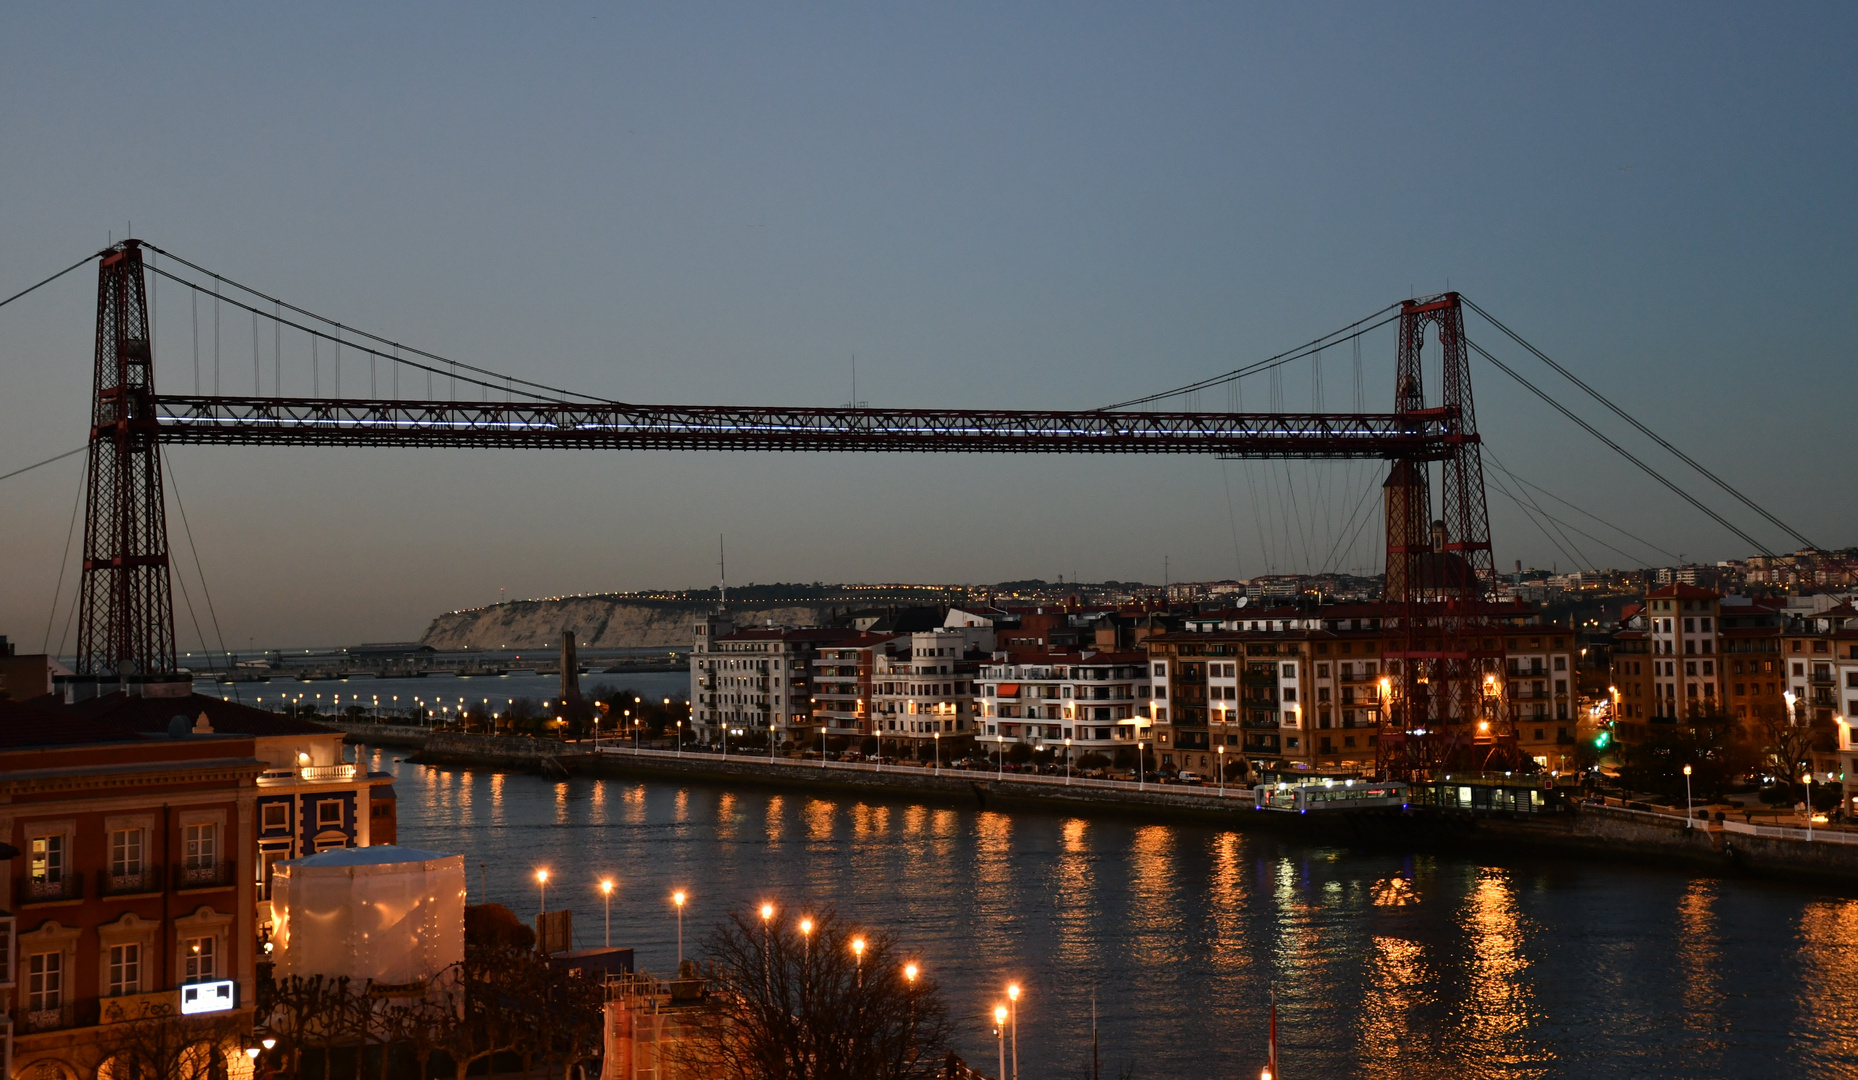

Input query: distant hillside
[418,596,845,651]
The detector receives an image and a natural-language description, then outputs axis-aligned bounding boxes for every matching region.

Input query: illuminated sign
[180,980,237,1015]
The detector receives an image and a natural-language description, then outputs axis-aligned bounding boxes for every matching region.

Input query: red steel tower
[71,240,181,692]
[1378,292,1516,776]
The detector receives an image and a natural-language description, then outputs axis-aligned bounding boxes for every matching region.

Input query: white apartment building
[869,627,993,754]
[975,649,1148,760]
[690,617,860,745]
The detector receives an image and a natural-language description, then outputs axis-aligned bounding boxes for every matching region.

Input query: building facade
[1,703,263,1080]
[869,628,993,756]
[975,650,1147,760]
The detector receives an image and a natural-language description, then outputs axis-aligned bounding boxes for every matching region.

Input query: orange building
[1,700,263,1080]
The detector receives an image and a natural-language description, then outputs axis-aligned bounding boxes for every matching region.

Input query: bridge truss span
[152,395,1456,458]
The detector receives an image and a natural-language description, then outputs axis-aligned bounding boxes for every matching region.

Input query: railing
[175,860,238,890]
[1721,819,1858,845]
[18,1002,79,1033]
[18,875,83,904]
[298,764,359,781]
[98,867,161,896]
[595,743,1260,801]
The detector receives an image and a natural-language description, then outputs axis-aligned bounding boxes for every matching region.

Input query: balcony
[175,860,237,891]
[259,763,359,786]
[18,1002,81,1033]
[98,866,162,897]
[17,874,83,904]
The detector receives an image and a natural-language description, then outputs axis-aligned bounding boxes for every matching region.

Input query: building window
[317,801,344,828]
[110,828,145,878]
[185,936,216,983]
[184,823,217,870]
[262,803,289,830]
[29,835,63,884]
[28,952,62,1011]
[108,943,141,997]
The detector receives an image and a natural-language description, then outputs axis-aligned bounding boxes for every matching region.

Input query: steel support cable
[1462,295,1814,550]
[1484,447,1681,564]
[1466,337,1772,555]
[42,453,88,653]
[161,448,239,699]
[1487,475,1660,570]
[138,244,611,404]
[1485,470,1590,571]
[1479,448,1594,569]
[142,263,564,403]
[1317,471,1380,576]
[0,252,99,309]
[0,445,86,484]
[1102,305,1403,410]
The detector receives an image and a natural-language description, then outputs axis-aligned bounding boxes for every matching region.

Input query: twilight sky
[2,3,1855,649]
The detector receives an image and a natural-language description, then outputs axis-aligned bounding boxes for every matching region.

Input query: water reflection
[381,761,1858,1080]
[1796,898,1858,1073]
[1451,869,1546,1076]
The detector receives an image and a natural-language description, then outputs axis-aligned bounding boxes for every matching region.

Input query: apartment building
[63,694,393,905]
[1145,601,1576,774]
[1,701,263,1080]
[689,619,861,746]
[808,632,901,742]
[869,627,993,756]
[975,649,1148,759]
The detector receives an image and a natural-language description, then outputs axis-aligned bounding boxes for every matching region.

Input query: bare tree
[673,907,949,1080]
[94,998,249,1080]
[1751,701,1817,794]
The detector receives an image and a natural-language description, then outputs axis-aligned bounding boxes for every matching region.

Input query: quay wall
[331,724,1858,887]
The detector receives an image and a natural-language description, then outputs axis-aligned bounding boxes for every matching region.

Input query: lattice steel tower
[73,240,179,686]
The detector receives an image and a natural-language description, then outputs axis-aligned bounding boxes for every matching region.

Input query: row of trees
[1612,704,1842,808]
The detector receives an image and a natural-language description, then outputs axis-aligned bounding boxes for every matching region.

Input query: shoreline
[335,722,1858,893]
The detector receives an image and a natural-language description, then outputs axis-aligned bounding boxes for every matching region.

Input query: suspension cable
[0,252,99,309]
[1462,295,1814,550]
[139,243,614,404]
[1102,305,1402,410]
[142,262,575,403]
[1467,337,1772,556]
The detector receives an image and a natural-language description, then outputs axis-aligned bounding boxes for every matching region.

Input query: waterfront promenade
[332,721,1858,887]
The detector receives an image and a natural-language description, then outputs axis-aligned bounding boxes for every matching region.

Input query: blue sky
[2,3,1854,646]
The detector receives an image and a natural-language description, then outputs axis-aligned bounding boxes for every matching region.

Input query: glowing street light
[852,935,866,988]
[600,878,616,947]
[535,868,549,923]
[1683,765,1694,829]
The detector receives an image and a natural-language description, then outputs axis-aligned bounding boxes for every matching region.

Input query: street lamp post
[1683,765,1694,829]
[852,935,866,989]
[1137,740,1146,791]
[760,903,775,993]
[994,1005,1008,1080]
[1007,983,1020,1080]
[600,879,615,948]
[1805,772,1815,841]
[535,869,549,951]
[1217,744,1226,797]
[1065,737,1072,785]
[934,731,941,770]
[673,890,688,967]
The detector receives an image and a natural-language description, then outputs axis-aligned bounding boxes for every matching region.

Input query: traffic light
[1593,729,1612,750]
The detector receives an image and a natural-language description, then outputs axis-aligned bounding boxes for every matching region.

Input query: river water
[359,744,1858,1079]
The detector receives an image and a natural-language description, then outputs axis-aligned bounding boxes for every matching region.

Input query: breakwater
[332,722,1858,887]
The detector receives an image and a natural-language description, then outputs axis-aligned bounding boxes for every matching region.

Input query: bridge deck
[152,396,1457,458]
